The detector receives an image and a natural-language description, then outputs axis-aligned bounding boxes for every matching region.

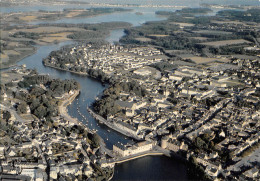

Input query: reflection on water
[1,0,259,13]
[29,8,168,26]
[0,4,199,179]
[112,156,188,181]
[14,39,188,181]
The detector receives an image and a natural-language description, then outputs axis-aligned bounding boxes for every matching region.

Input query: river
[4,1,259,179]
[2,5,189,180]
[3,0,258,178]
[13,39,188,180]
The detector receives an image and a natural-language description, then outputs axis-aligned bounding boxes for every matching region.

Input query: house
[243,167,259,179]
[115,100,136,111]
[205,165,220,177]
[169,74,183,81]
[113,141,153,157]
[114,121,137,136]
[161,137,180,152]
[6,147,16,157]
[0,145,5,159]
[125,109,134,117]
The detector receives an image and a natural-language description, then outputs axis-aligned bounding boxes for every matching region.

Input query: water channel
[0,5,190,180]
[4,0,259,179]
[2,0,259,179]
[14,39,188,180]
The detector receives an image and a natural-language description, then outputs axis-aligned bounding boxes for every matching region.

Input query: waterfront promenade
[58,90,94,133]
[58,90,80,124]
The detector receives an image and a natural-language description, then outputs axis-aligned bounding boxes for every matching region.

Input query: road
[0,103,47,177]
[0,104,25,123]
[87,107,142,140]
[58,90,84,126]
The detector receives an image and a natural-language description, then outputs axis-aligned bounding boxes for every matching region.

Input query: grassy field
[65,10,88,18]
[192,30,233,35]
[5,26,84,34]
[4,50,20,55]
[170,22,195,27]
[0,71,24,84]
[198,39,251,47]
[180,55,230,64]
[0,54,9,63]
[189,37,209,41]
[148,34,169,37]
[0,26,86,68]
[39,32,72,43]
[1,50,20,64]
[135,37,152,42]
[19,15,37,21]
[0,47,36,69]
[210,20,245,25]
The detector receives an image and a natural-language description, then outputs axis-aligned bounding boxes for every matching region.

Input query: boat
[135,12,143,15]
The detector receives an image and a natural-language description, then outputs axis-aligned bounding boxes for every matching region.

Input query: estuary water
[1,0,260,13]
[3,5,189,180]
[4,1,259,179]
[15,40,188,180]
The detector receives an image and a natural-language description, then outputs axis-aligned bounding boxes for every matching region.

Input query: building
[113,141,153,157]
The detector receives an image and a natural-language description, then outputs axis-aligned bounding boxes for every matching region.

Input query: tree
[33,105,47,118]
[90,133,101,148]
[195,137,208,150]
[30,98,40,111]
[17,102,28,114]
[3,111,11,121]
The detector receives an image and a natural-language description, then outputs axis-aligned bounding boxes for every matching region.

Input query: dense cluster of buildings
[45,44,164,74]
[48,43,260,180]
[0,69,111,180]
[8,38,260,180]
[113,141,153,157]
[0,106,107,180]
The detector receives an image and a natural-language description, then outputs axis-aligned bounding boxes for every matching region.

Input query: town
[0,68,114,180]
[44,41,260,180]
[1,2,260,180]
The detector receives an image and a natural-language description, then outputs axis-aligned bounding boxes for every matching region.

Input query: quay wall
[87,107,142,140]
[113,152,164,164]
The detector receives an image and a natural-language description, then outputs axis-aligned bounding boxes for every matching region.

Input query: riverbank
[2,7,131,24]
[44,63,89,76]
[87,107,142,141]
[0,47,37,70]
[3,4,192,179]
[58,90,88,128]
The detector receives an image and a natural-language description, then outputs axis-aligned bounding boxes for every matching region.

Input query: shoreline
[0,39,74,71]
[46,58,192,181]
[58,89,92,130]
[87,107,142,141]
[108,166,115,181]
[41,47,193,180]
[0,47,37,70]
[0,2,187,9]
[2,8,132,25]
[44,63,89,76]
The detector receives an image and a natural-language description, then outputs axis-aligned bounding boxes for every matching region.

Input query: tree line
[15,73,79,119]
